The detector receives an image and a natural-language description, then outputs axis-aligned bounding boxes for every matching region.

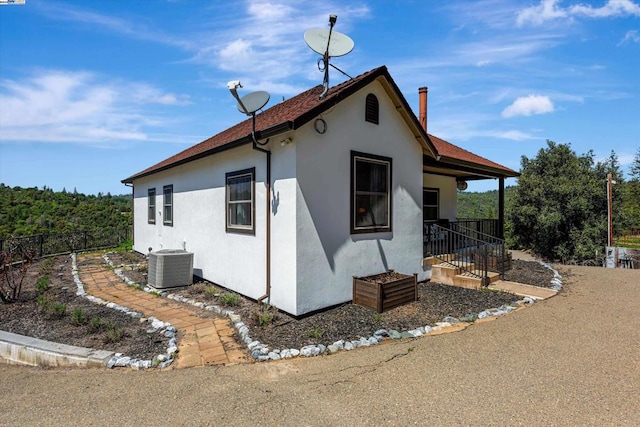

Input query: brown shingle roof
[123,65,517,182]
[428,133,518,175]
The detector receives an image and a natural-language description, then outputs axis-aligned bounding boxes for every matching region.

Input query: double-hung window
[351,151,392,234]
[148,188,156,224]
[423,188,439,222]
[163,185,173,226]
[226,168,255,234]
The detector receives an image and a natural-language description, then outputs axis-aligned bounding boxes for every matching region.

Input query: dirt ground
[0,254,168,360]
[2,250,552,357]
[1,265,638,426]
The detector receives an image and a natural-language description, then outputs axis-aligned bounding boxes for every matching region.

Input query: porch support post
[498,177,505,239]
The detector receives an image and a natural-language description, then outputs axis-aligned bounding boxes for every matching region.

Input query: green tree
[507,140,608,262]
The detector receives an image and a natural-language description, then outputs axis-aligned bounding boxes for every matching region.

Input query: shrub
[35,275,50,293]
[205,286,218,299]
[36,294,51,312]
[71,308,88,326]
[50,302,67,318]
[103,324,125,344]
[88,316,105,332]
[220,292,240,306]
[0,247,35,303]
[188,282,207,296]
[252,304,276,326]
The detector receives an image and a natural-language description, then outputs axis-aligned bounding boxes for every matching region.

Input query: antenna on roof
[304,14,355,99]
[227,80,271,146]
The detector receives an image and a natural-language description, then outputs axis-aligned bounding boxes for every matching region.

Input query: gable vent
[365,94,379,125]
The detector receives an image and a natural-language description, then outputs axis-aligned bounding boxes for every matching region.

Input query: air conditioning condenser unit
[148,249,194,289]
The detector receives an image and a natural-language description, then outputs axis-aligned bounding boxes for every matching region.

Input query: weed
[121,251,139,264]
[372,313,382,322]
[88,316,105,333]
[39,257,55,275]
[188,282,207,296]
[35,275,50,293]
[220,292,240,306]
[71,308,88,326]
[307,325,323,340]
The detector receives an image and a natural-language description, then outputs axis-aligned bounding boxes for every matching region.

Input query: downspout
[124,182,134,249]
[249,125,272,305]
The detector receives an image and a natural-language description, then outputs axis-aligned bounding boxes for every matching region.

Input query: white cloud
[517,0,640,26]
[502,95,555,118]
[0,70,189,145]
[618,30,640,45]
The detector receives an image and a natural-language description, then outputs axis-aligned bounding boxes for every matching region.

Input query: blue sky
[0,0,638,195]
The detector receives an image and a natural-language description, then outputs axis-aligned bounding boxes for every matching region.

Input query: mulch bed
[0,254,169,360]
[1,251,556,359]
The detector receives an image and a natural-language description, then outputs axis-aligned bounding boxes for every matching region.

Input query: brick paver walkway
[77,254,248,368]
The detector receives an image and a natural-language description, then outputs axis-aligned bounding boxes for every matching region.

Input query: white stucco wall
[293,81,424,315]
[422,173,457,221]
[132,144,269,302]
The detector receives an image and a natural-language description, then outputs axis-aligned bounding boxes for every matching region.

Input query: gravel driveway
[1,264,638,426]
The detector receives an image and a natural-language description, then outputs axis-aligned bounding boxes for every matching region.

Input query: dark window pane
[423,190,438,206]
[229,202,251,226]
[356,159,387,192]
[355,194,388,227]
[229,175,251,201]
[423,207,438,221]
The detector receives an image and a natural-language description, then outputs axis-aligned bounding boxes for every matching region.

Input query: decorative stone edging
[71,253,176,369]
[104,253,563,362]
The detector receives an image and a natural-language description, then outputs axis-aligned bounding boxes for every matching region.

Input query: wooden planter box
[486,252,512,272]
[352,270,418,313]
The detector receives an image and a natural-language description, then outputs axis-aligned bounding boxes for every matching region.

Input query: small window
[365,94,379,124]
[423,188,439,222]
[226,168,255,234]
[148,188,156,224]
[163,185,173,226]
[351,151,392,234]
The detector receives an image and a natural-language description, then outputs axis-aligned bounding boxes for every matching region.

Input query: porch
[423,219,511,289]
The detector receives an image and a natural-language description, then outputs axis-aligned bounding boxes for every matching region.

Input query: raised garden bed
[353,270,417,313]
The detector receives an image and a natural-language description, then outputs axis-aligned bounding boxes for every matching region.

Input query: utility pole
[607,173,615,248]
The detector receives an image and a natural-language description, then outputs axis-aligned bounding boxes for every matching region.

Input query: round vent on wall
[457,180,468,191]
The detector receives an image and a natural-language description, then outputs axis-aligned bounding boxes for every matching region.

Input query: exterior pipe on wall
[251,136,272,304]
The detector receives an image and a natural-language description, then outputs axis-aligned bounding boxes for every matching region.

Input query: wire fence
[0,228,131,260]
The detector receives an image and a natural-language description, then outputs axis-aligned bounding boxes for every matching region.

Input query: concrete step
[488,280,558,300]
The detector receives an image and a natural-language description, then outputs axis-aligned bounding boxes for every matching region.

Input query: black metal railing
[0,228,131,260]
[455,218,501,239]
[424,220,508,285]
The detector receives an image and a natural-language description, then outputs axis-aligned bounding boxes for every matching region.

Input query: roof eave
[437,155,520,178]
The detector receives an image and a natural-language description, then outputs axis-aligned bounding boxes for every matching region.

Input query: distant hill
[0,184,132,238]
[456,186,516,219]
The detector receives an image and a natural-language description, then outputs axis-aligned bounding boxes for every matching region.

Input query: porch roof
[424,134,519,180]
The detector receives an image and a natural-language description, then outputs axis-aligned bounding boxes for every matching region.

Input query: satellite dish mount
[304,15,355,99]
[227,80,271,147]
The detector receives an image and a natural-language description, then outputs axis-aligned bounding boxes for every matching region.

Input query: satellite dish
[304,15,355,99]
[237,91,270,115]
[304,28,354,58]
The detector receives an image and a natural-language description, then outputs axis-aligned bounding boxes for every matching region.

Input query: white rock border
[103,253,563,362]
[71,253,176,369]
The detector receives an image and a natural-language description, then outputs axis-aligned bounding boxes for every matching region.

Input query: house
[122,66,519,316]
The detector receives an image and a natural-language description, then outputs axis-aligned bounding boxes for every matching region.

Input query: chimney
[418,86,428,133]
